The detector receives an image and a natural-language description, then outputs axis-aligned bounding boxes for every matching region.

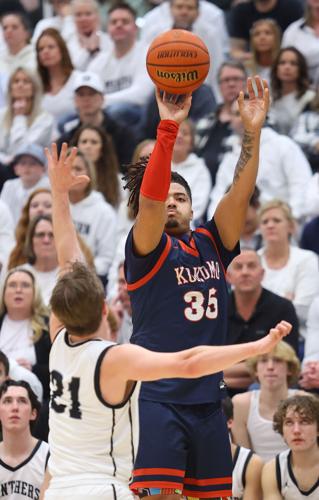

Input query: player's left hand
[257,320,292,355]
[238,76,269,132]
[45,143,90,194]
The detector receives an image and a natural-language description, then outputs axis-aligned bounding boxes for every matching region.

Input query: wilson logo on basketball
[156,70,199,82]
[157,50,198,59]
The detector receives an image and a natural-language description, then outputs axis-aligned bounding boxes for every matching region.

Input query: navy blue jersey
[125,218,239,404]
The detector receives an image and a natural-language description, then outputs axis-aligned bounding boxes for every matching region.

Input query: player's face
[77,128,102,163]
[282,408,318,452]
[251,22,276,53]
[218,66,246,104]
[170,0,199,29]
[256,355,290,388]
[260,207,293,244]
[32,219,57,261]
[228,250,264,292]
[107,9,137,43]
[29,192,52,219]
[276,50,300,83]
[0,386,36,432]
[4,271,34,315]
[165,182,193,236]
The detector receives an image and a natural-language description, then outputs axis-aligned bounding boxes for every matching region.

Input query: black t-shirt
[227,288,300,354]
[229,0,304,41]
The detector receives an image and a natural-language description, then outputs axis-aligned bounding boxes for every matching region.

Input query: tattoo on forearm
[233,130,255,184]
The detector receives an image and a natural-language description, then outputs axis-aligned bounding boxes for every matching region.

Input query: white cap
[73,72,104,94]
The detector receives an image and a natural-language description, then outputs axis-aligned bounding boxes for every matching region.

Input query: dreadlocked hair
[122,157,193,218]
[122,155,150,218]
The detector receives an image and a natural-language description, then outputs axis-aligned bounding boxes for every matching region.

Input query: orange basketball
[146,29,210,95]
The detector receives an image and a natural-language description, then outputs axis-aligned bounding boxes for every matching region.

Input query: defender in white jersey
[42,131,292,498]
[262,395,319,500]
[222,397,263,499]
[0,380,49,500]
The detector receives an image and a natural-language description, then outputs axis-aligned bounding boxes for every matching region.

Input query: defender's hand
[45,143,90,194]
[155,88,192,124]
[257,320,292,355]
[238,76,269,132]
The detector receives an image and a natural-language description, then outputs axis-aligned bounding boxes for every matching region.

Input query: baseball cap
[13,144,46,167]
[73,72,104,94]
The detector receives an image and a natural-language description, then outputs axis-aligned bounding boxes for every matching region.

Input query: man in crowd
[224,249,299,395]
[57,71,136,167]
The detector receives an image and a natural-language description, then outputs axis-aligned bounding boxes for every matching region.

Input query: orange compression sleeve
[140,119,179,202]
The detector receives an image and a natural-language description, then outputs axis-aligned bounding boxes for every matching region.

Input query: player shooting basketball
[124,76,270,499]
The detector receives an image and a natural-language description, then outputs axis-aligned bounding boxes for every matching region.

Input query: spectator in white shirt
[0,145,50,225]
[32,0,75,44]
[0,12,36,96]
[207,100,313,222]
[258,199,319,329]
[0,67,54,171]
[67,0,111,71]
[88,2,153,125]
[69,149,116,284]
[36,27,81,125]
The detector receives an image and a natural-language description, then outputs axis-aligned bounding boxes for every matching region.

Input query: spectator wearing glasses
[195,60,247,184]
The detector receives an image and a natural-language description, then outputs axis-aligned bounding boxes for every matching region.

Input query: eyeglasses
[33,231,54,240]
[219,77,245,84]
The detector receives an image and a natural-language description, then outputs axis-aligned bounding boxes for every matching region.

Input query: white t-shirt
[88,41,153,106]
[42,70,82,123]
[0,315,36,365]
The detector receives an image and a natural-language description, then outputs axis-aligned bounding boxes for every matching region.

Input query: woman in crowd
[0,267,50,399]
[71,124,121,208]
[22,214,59,307]
[8,188,52,269]
[69,149,116,284]
[269,47,315,135]
[247,18,281,83]
[232,341,302,462]
[282,0,319,85]
[171,119,211,226]
[258,199,319,327]
[0,67,54,166]
[0,12,36,78]
[36,27,80,124]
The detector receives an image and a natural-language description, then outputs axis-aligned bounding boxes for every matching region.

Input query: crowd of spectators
[0,0,318,496]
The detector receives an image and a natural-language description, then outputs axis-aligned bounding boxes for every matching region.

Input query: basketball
[146,29,210,94]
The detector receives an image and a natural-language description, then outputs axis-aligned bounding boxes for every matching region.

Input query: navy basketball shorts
[130,400,232,498]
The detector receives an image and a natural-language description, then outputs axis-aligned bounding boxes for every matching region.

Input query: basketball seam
[147,62,209,68]
[147,40,209,55]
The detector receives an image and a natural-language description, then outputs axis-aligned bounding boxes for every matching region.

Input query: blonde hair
[249,18,281,73]
[246,340,301,385]
[4,67,43,130]
[258,199,294,224]
[0,267,49,343]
